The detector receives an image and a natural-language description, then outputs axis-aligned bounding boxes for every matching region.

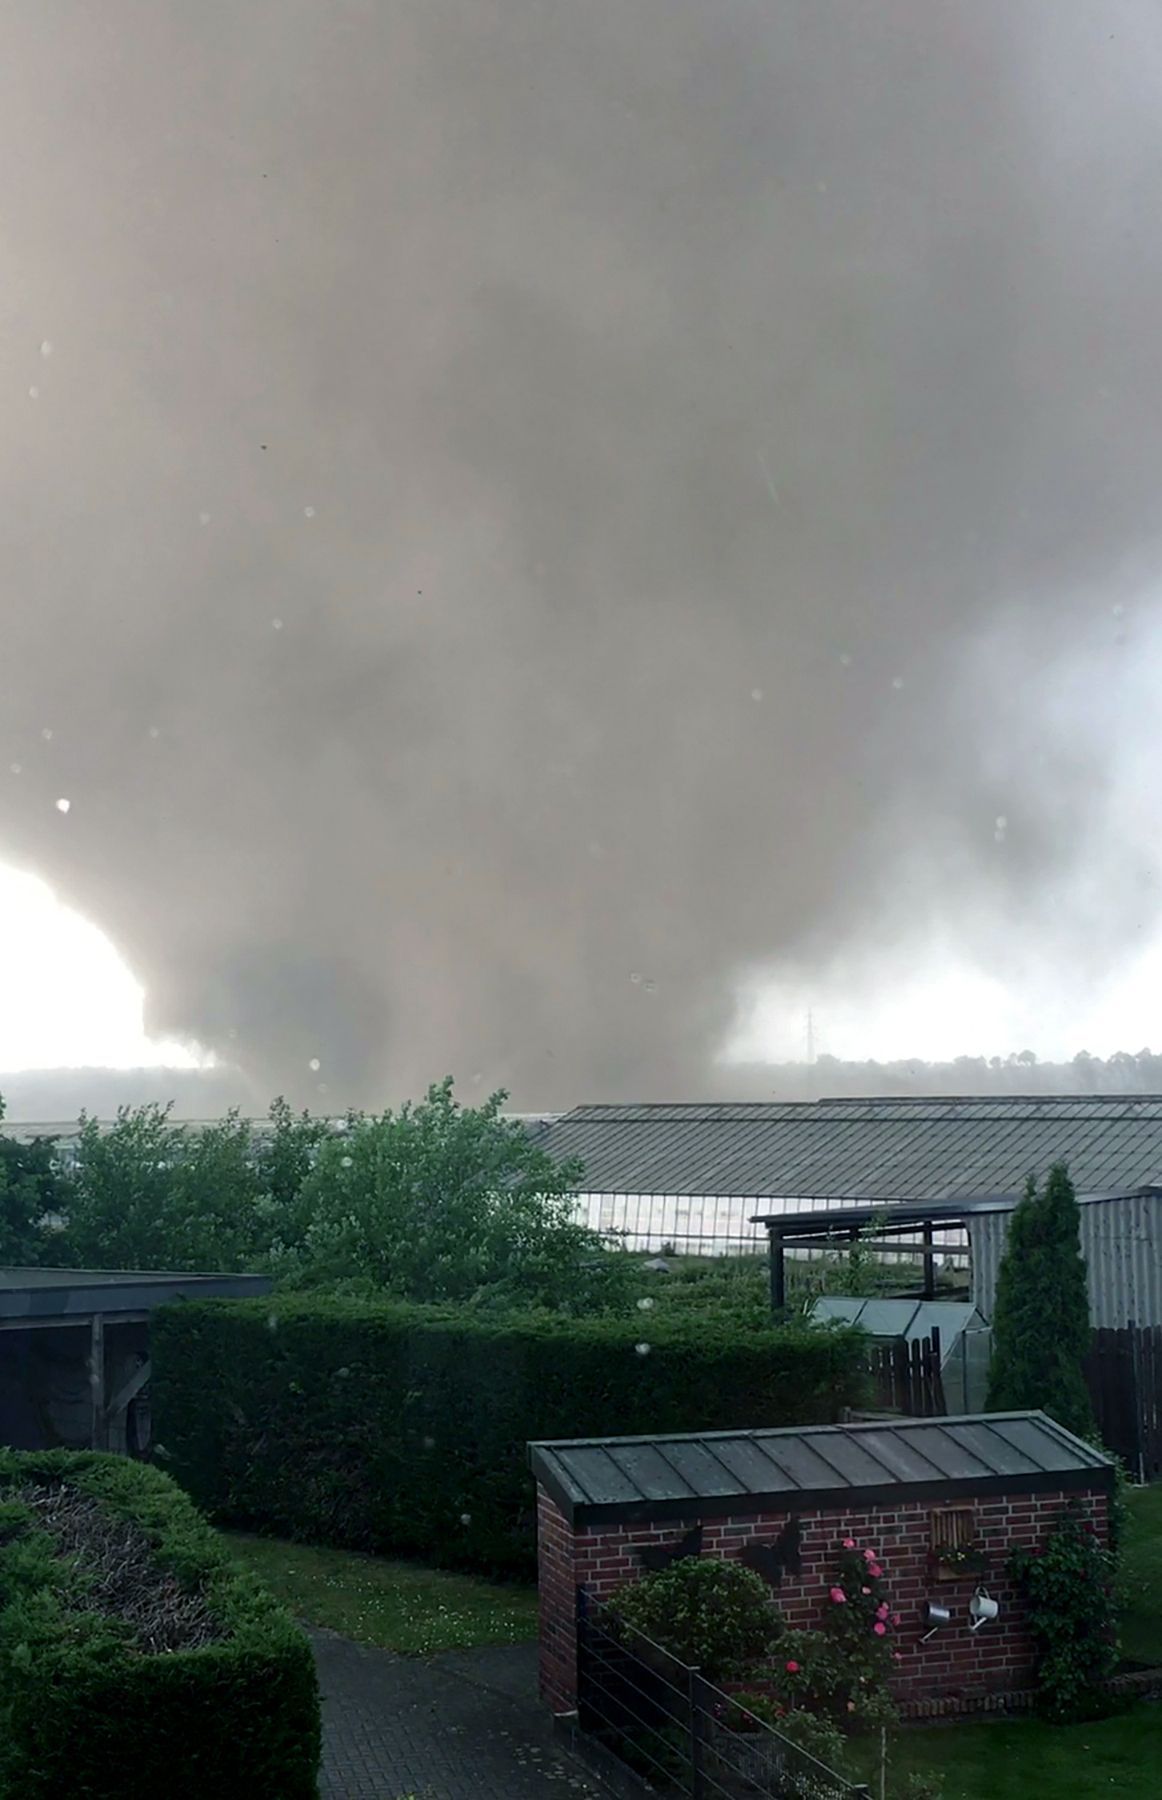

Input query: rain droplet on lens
[636,1297,655,1311]
[199,512,211,525]
[42,728,53,741]
[891,676,904,690]
[643,978,656,993]
[340,1155,353,1168]
[9,763,21,775]
[460,1512,472,1526]
[40,340,53,358]
[308,1057,321,1072]
[55,798,71,814]
[635,1342,652,1357]
[28,386,39,399]
[272,617,284,630]
[751,688,764,702]
[148,727,160,739]
[303,506,316,518]
[422,1436,435,1449]
[630,972,642,985]
[839,652,853,667]
[995,816,1007,831]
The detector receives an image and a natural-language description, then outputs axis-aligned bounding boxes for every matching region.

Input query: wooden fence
[1085,1325,1162,1482]
[866,1327,947,1418]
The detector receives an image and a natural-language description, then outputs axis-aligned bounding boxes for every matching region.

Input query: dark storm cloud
[1,0,1160,1106]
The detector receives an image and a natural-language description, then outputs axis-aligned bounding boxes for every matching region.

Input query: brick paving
[311,1629,626,1799]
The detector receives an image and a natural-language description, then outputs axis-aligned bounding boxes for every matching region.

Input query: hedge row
[0,1450,320,1799]
[151,1296,867,1578]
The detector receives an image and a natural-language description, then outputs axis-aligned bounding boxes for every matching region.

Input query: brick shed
[530,1411,1115,1719]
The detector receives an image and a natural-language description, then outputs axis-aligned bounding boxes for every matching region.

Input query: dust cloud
[2,2,1161,1108]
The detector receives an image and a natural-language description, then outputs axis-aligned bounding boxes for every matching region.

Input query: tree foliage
[986,1162,1095,1438]
[0,1098,70,1267]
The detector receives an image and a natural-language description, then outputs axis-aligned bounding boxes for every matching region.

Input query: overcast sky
[3,2,1162,1106]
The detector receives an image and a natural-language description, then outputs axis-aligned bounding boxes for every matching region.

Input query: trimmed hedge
[151,1296,867,1578]
[0,1450,320,1799]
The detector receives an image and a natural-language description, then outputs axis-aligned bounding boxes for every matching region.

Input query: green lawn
[858,1705,1162,1800]
[1120,1482,1162,1665]
[225,1532,538,1655]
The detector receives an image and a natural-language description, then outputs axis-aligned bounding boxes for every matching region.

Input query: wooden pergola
[0,1267,271,1452]
[748,1196,1001,1312]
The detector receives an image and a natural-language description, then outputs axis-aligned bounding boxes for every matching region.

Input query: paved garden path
[310,1629,627,1799]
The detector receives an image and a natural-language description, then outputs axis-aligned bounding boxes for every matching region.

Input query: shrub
[1008,1500,1118,1721]
[152,1296,867,1578]
[604,1559,781,1677]
[0,1449,320,1799]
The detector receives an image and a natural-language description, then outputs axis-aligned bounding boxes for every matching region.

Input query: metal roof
[529,1411,1114,1526]
[538,1097,1162,1198]
[0,1267,272,1324]
[751,1189,1159,1233]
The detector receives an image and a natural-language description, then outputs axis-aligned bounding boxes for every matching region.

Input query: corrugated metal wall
[970,1192,1162,1328]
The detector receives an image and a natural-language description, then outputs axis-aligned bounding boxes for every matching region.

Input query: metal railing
[577,1611,869,1798]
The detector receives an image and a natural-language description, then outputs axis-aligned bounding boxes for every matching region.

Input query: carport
[0,1267,271,1454]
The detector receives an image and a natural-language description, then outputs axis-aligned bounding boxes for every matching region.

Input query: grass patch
[860,1704,1162,1799]
[1120,1483,1162,1665]
[224,1532,538,1655]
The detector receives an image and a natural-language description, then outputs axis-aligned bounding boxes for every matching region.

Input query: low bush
[1009,1499,1118,1721]
[604,1559,781,1678]
[152,1296,867,1578]
[0,1449,320,1799]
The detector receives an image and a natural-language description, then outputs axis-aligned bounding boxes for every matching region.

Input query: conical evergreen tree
[985,1161,1095,1438]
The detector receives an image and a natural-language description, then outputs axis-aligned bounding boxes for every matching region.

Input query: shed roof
[0,1267,272,1325]
[539,1096,1162,1198]
[750,1190,1158,1233]
[529,1411,1113,1526]
[807,1296,985,1347]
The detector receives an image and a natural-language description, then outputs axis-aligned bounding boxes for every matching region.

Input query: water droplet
[40,340,53,359]
[1112,602,1125,618]
[891,676,904,691]
[266,1313,279,1332]
[629,972,642,985]
[459,1512,472,1526]
[643,978,657,994]
[9,763,21,776]
[751,688,764,702]
[422,1435,436,1449]
[54,797,70,814]
[340,1155,353,1168]
[148,727,160,739]
[303,505,315,518]
[199,512,212,526]
[636,1297,655,1312]
[271,617,284,630]
[41,728,53,741]
[28,386,39,399]
[308,1057,321,1072]
[995,815,1008,831]
[635,1342,652,1357]
[336,1366,350,1379]
[839,652,853,667]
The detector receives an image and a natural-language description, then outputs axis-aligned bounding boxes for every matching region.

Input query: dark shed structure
[0,1267,271,1454]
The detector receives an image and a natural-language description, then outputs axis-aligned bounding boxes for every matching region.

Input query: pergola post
[768,1226,786,1314]
[922,1220,936,1299]
[88,1314,106,1451]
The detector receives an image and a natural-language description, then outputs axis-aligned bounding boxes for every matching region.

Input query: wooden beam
[104,1358,150,1425]
[89,1314,106,1451]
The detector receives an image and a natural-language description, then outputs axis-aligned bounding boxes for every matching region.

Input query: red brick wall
[537,1483,1110,1715]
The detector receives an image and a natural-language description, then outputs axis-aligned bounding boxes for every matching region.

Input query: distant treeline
[731,1048,1162,1100]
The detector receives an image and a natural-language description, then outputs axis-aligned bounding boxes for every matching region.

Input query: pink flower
[868,1564,883,1578]
[846,1701,856,1713]
[785,1660,800,1674]
[876,1603,890,1620]
[891,1614,902,1627]
[893,1652,904,1662]
[873,1622,886,1636]
[829,1587,847,1604]
[863,1548,877,1562]
[842,1538,856,1550]
[861,1585,871,1595]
